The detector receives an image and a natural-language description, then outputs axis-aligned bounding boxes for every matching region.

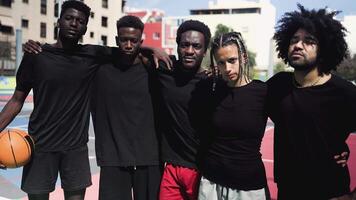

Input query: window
[0,0,12,7]
[90,12,94,18]
[102,0,108,8]
[90,32,94,38]
[41,0,47,15]
[23,0,29,3]
[21,19,29,28]
[231,8,261,14]
[101,35,107,46]
[153,32,160,40]
[40,22,46,38]
[0,26,13,34]
[101,16,108,27]
[121,0,126,12]
[54,2,59,17]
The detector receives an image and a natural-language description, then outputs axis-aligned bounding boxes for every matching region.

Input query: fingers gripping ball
[0,129,34,168]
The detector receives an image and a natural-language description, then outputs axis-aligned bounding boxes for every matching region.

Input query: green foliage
[212,24,257,68]
[247,50,256,68]
[214,24,234,38]
[274,61,287,74]
[334,54,356,82]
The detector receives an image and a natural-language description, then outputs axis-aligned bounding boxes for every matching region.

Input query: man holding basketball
[0,1,100,200]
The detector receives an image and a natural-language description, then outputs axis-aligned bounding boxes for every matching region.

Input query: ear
[56,18,60,27]
[140,39,144,45]
[115,36,119,46]
[82,26,87,35]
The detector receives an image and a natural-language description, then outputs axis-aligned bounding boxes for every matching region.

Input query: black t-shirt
[157,63,208,169]
[91,52,159,167]
[16,44,102,152]
[267,72,356,199]
[193,79,268,190]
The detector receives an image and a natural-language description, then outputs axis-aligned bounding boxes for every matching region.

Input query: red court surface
[34,128,356,200]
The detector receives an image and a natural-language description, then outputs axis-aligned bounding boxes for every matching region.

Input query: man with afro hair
[267,4,356,199]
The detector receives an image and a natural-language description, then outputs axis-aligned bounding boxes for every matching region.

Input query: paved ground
[0,80,355,199]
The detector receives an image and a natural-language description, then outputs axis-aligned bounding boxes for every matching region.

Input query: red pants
[159,163,200,200]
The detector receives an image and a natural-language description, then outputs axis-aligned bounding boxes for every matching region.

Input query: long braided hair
[210,32,250,91]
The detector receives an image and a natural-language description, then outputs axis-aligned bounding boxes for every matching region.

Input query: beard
[288,55,318,71]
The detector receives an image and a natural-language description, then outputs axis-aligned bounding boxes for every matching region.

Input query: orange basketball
[0,129,34,168]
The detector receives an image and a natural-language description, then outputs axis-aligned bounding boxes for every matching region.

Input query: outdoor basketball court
[0,91,355,200]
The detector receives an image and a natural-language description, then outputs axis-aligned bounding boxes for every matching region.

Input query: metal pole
[57,0,63,18]
[267,37,274,79]
[15,29,22,74]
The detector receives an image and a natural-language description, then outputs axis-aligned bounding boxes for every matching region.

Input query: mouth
[291,52,304,58]
[227,74,236,80]
[67,29,79,35]
[122,50,135,55]
[182,57,195,63]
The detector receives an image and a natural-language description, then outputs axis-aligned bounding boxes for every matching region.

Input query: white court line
[14,115,31,118]
[89,156,96,160]
[262,159,274,163]
[265,126,274,132]
[7,125,27,129]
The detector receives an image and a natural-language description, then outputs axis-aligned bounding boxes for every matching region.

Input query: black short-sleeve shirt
[157,64,208,169]
[91,53,159,167]
[16,44,100,152]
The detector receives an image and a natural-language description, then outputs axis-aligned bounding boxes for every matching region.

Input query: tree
[214,24,234,38]
[273,61,288,74]
[334,54,356,82]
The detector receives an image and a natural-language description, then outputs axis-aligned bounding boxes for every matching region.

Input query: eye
[192,43,202,50]
[130,38,139,43]
[227,58,237,64]
[290,37,299,44]
[179,42,189,48]
[217,60,225,66]
[119,38,127,43]
[64,15,72,20]
[78,19,85,24]
[304,37,318,45]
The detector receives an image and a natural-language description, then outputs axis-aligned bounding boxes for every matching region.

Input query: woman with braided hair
[190,32,270,200]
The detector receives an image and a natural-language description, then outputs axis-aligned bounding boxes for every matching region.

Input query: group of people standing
[0,1,355,200]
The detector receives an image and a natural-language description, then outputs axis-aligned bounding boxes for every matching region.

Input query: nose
[70,19,78,27]
[126,41,132,49]
[225,63,233,72]
[294,40,304,49]
[186,45,194,54]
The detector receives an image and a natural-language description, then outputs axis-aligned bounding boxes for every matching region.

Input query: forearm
[0,95,26,132]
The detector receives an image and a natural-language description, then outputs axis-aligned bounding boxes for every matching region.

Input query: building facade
[0,0,124,74]
[126,9,164,49]
[162,0,276,75]
[342,15,356,56]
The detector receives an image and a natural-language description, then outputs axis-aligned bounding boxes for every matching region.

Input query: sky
[126,0,356,21]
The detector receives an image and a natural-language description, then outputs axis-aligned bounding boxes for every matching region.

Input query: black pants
[99,165,161,200]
